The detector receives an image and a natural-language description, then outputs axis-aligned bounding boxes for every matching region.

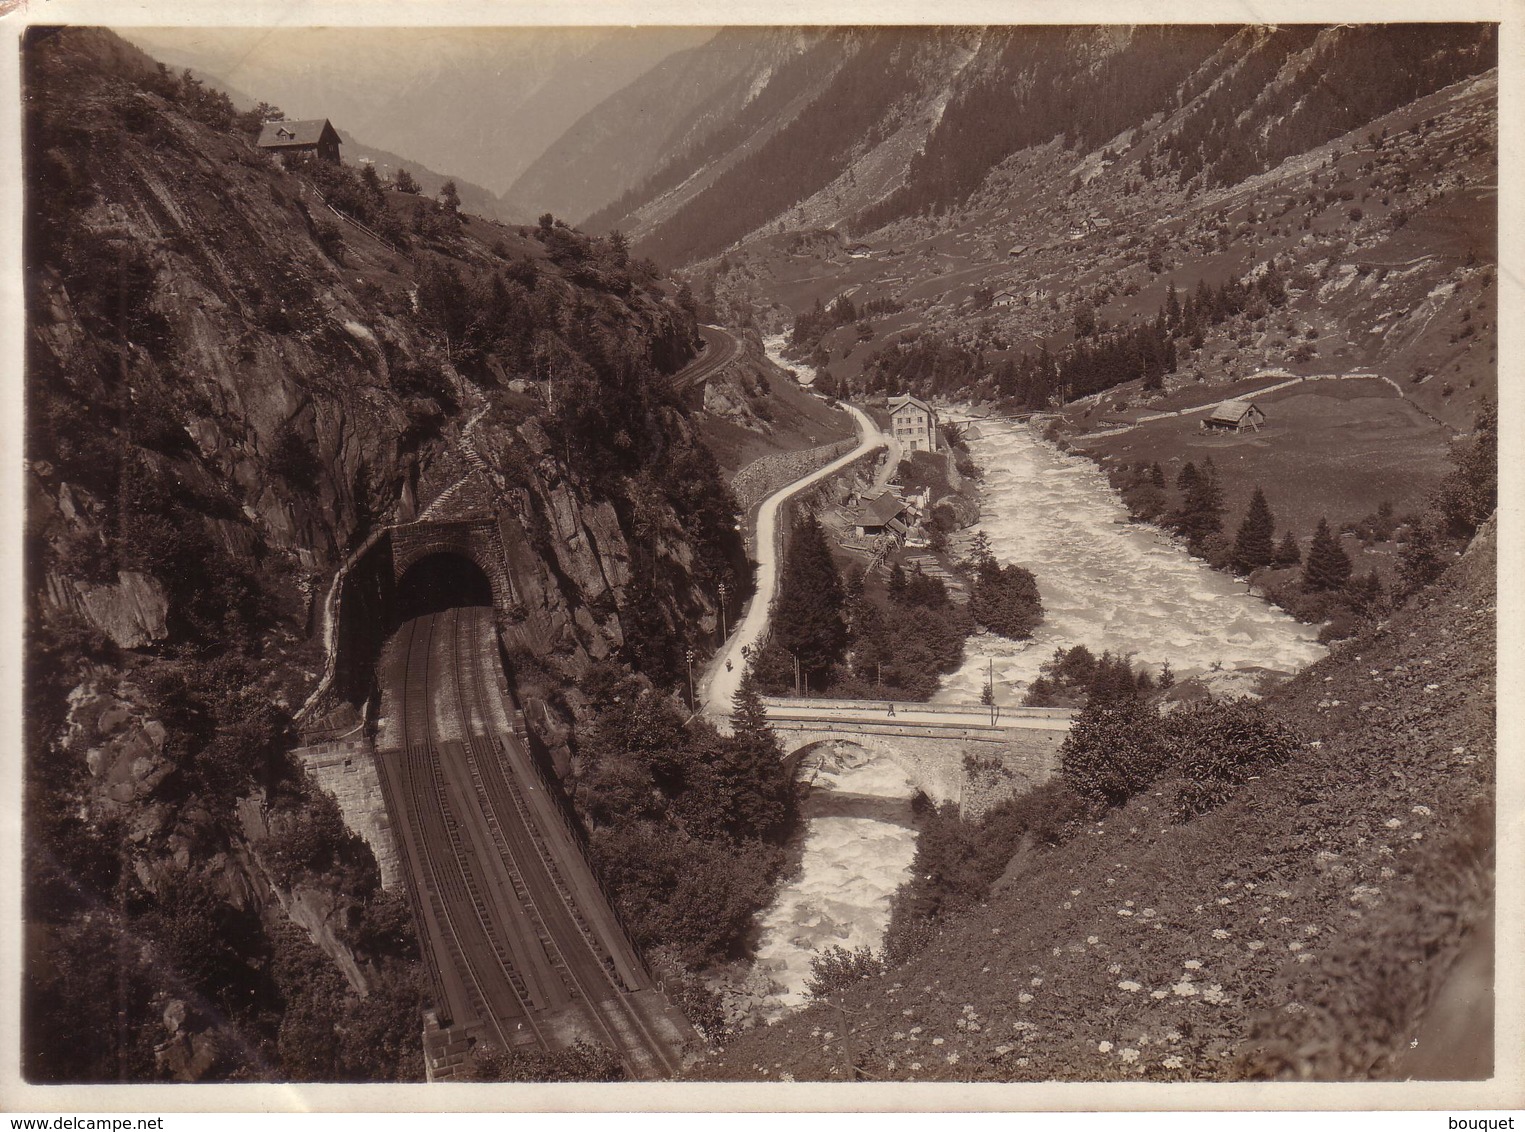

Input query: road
[698,400,887,726]
[374,605,690,1079]
[671,324,740,392]
[760,697,1074,732]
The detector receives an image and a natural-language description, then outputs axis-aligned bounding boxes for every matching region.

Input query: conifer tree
[1302,517,1352,591]
[1398,516,1447,594]
[772,514,847,685]
[722,668,793,840]
[1151,462,1166,490]
[1231,486,1276,573]
[1273,530,1302,568]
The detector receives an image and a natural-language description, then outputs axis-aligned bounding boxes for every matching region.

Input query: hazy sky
[122,26,716,195]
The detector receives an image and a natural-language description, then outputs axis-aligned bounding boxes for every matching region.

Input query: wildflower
[823,1032,834,1040]
[1296,952,1314,964]
[1411,832,1424,841]
[1217,897,1231,905]
[1162,1056,1184,1070]
[1016,1057,1030,1067]
[1384,818,1403,829]
[946,1052,959,1065]
[1202,985,1226,1004]
[779,1071,795,1082]
[1062,902,1073,910]
[1141,908,1157,918]
[1165,1030,1182,1042]
[1304,925,1321,936]
[1118,908,1135,917]
[1070,889,1082,897]
[1412,804,1433,817]
[1108,964,1122,975]
[910,1062,922,1071]
[932,1037,944,1046]
[1184,959,1203,969]
[1098,1041,1113,1053]
[1151,990,1169,999]
[1018,993,1034,1004]
[994,1045,1012,1056]
[1120,1048,1140,1063]
[1211,929,1230,940]
[1031,977,1043,987]
[1087,935,1100,945]
[968,1022,981,1032]
[1288,941,1304,951]
[1118,980,1143,992]
[1172,981,1198,997]
[1424,683,1440,692]
[903,1008,915,1017]
[909,1026,922,1035]
[1277,890,1292,899]
[892,1032,905,1041]
[1124,899,1135,907]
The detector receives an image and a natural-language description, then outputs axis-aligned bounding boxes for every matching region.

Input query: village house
[257,118,342,164]
[1202,399,1267,433]
[853,491,910,540]
[889,393,940,453]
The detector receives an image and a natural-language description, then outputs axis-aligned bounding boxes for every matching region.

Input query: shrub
[1059,698,1168,810]
[1165,699,1301,819]
[807,945,886,999]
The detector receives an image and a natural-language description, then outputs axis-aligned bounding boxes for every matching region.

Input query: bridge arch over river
[764,697,1075,816]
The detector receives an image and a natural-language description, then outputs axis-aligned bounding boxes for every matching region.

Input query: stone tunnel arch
[781,734,951,805]
[396,552,495,621]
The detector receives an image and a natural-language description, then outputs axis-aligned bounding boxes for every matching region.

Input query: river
[745,418,1326,1019]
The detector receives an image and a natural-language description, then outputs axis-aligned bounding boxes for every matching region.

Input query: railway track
[376,606,685,1079]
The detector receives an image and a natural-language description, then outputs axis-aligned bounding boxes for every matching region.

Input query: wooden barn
[257,118,342,164]
[1202,399,1267,433]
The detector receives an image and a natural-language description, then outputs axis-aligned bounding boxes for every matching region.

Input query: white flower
[932,1037,944,1046]
[1098,1041,1113,1053]
[946,1052,959,1065]
[1016,1057,1030,1067]
[1412,804,1433,817]
[1172,981,1198,997]
[1183,959,1203,969]
[1217,897,1231,905]
[1031,977,1044,987]
[1118,980,1143,992]
[1296,952,1314,963]
[1211,929,1230,940]
[1411,831,1424,841]
[1120,1048,1140,1063]
[1202,985,1226,1004]
[1117,908,1135,917]
[1141,908,1157,918]
[1124,899,1135,907]
[1425,683,1440,691]
[1288,941,1304,951]
[910,1062,922,1071]
[1018,993,1034,1003]
[1151,990,1169,999]
[1165,1030,1182,1042]
[1385,818,1403,829]
[1162,1056,1184,1070]
[1070,889,1082,896]
[1087,935,1100,945]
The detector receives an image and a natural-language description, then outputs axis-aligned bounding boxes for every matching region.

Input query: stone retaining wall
[292,738,403,891]
[730,438,854,513]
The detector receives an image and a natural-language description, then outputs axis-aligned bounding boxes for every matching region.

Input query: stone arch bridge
[762,697,1076,819]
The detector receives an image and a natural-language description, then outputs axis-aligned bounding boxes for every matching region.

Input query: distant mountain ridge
[560,24,1494,268]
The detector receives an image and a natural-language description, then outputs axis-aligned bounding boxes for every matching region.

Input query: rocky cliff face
[23,27,743,1083]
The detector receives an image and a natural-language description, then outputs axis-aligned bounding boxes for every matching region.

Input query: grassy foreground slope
[692,519,1495,1081]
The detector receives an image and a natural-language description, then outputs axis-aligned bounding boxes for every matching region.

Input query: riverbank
[934,417,1325,707]
[691,515,1497,1083]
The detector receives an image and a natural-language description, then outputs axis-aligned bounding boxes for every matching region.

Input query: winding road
[698,400,886,726]
[671,324,741,393]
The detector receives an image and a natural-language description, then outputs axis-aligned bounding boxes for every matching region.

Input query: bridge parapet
[762,696,1074,818]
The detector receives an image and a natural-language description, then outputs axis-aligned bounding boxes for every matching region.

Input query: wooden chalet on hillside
[257,118,342,164]
[1202,399,1267,433]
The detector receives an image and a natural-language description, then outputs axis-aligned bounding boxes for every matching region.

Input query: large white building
[889,394,939,452]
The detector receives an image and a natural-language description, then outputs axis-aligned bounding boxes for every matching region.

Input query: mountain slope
[506,27,817,226]
[23,27,745,1083]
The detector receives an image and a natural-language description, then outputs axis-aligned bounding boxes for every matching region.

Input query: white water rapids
[745,418,1325,1018]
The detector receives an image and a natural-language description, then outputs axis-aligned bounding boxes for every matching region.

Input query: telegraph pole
[717,581,729,641]
[685,647,696,710]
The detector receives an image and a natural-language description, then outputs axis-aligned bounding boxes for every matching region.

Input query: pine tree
[1150,462,1166,490]
[1302,517,1353,591]
[1231,486,1276,573]
[1273,530,1302,568]
[1398,516,1447,594]
[772,514,847,685]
